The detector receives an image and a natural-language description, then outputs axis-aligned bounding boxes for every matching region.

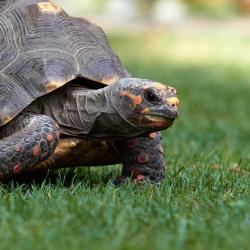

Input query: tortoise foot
[115,132,165,185]
[113,174,162,186]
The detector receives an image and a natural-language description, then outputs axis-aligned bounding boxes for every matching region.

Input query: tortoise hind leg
[0,114,60,180]
[114,132,165,184]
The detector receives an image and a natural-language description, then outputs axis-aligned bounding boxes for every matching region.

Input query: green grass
[1,30,250,250]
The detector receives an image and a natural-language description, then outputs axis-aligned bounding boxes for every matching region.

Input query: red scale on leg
[136,151,150,164]
[148,132,157,139]
[131,168,146,182]
[33,145,40,157]
[13,163,22,173]
[15,145,22,152]
[47,134,54,142]
[0,115,60,180]
[136,175,145,181]
[115,132,165,184]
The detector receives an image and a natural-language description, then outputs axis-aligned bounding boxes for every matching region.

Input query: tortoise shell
[0,0,129,126]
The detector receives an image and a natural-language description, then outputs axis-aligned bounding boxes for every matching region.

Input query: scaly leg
[32,133,165,185]
[114,132,165,184]
[23,131,165,186]
[0,114,60,180]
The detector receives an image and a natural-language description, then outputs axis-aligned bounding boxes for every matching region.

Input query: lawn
[0,29,250,250]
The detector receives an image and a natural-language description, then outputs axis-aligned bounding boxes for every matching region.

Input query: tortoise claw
[113,174,159,186]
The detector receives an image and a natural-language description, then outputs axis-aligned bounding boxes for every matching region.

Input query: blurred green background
[1,1,250,250]
[56,0,250,19]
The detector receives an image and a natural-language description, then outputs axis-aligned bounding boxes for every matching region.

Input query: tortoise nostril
[166,97,179,108]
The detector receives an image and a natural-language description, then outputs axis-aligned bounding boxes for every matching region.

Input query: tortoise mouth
[137,112,177,129]
[143,114,175,123]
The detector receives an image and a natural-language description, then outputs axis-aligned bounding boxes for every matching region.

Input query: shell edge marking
[37,2,62,13]
[45,75,74,92]
[119,91,142,106]
[2,116,12,125]
[101,74,119,85]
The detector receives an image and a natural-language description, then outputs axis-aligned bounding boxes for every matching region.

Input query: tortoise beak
[165,96,180,118]
[143,97,179,129]
[141,96,179,128]
[147,96,179,119]
[166,97,179,109]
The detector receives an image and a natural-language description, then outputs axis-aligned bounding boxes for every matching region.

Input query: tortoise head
[112,78,179,131]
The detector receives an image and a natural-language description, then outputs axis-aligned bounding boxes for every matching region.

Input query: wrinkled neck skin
[38,84,145,139]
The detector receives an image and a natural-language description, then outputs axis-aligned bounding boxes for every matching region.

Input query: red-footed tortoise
[0,0,179,183]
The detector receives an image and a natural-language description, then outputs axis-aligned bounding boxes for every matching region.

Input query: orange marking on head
[13,164,22,173]
[37,2,62,13]
[120,91,142,106]
[141,107,150,114]
[47,134,54,142]
[33,146,40,157]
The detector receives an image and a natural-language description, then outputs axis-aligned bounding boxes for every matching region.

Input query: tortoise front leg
[0,114,60,180]
[114,132,165,184]
[34,134,165,184]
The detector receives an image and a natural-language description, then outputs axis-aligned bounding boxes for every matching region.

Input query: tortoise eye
[145,90,160,103]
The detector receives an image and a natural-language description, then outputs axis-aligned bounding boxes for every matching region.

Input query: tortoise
[0,0,179,183]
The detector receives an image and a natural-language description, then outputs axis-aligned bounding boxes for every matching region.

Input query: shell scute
[0,0,129,126]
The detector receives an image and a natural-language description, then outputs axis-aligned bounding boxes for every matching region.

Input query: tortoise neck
[61,85,116,136]
[62,84,142,138]
[40,83,143,138]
